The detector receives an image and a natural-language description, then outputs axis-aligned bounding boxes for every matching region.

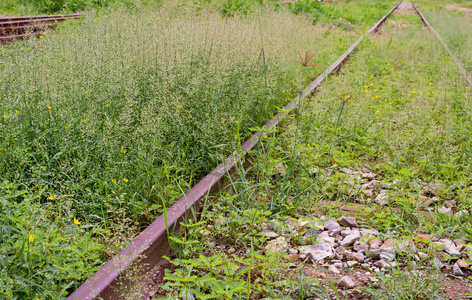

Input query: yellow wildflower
[3,114,6,118]
[176,105,182,109]
[123,178,129,183]
[376,110,379,113]
[121,149,127,154]
[40,166,46,170]
[48,195,54,200]
[112,179,117,184]
[106,103,110,107]
[47,106,52,110]
[39,36,42,39]
[105,120,109,125]
[83,118,88,122]
[370,83,374,86]
[115,121,120,125]
[15,110,19,114]
[74,218,81,225]
[29,235,35,242]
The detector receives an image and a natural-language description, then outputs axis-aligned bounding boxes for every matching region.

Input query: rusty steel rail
[0,14,81,41]
[0,13,80,22]
[412,2,472,86]
[0,17,75,27]
[67,2,401,299]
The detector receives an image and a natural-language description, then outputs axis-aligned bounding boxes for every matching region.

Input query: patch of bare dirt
[394,2,417,15]
[445,4,472,16]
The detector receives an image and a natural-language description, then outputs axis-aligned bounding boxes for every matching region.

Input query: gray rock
[304,228,322,237]
[341,229,354,237]
[438,206,452,215]
[300,243,334,261]
[441,239,461,256]
[324,220,342,232]
[288,248,298,254]
[329,265,340,274]
[374,260,397,269]
[339,216,359,228]
[380,250,395,262]
[333,262,343,269]
[329,228,342,237]
[432,257,441,270]
[341,234,361,247]
[453,262,466,276]
[367,244,381,259]
[350,252,365,262]
[264,231,279,238]
[362,173,375,180]
[360,228,379,237]
[375,191,389,205]
[347,261,358,267]
[353,241,369,253]
[453,237,467,249]
[319,236,336,246]
[264,237,288,253]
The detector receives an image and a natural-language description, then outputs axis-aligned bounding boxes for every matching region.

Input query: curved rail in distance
[412,2,472,86]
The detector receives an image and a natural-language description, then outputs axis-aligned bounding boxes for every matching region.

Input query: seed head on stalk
[291,51,319,67]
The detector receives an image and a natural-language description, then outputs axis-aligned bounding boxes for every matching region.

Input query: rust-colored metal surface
[412,2,472,86]
[0,14,81,41]
[67,3,401,299]
[0,14,80,22]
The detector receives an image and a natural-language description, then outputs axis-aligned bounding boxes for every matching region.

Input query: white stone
[264,237,288,253]
[374,260,397,268]
[264,231,279,238]
[300,243,334,261]
[441,239,461,256]
[324,220,342,232]
[341,234,361,247]
[329,265,340,274]
[375,191,389,205]
[453,262,465,276]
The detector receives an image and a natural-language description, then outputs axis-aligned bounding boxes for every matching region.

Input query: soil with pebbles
[262,214,472,299]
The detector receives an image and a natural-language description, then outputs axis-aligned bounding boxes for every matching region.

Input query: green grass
[0,2,372,297]
[157,7,472,299]
[416,2,472,73]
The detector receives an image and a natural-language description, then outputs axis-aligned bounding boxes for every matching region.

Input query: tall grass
[419,3,472,73]
[0,6,355,298]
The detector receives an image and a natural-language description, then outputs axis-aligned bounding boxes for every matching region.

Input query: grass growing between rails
[416,2,472,74]
[0,5,368,298]
[157,11,472,299]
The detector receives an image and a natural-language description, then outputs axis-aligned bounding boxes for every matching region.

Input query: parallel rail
[0,14,81,41]
[67,2,402,299]
[412,3,472,86]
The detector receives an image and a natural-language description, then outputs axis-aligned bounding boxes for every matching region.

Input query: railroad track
[67,2,471,299]
[0,14,81,42]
